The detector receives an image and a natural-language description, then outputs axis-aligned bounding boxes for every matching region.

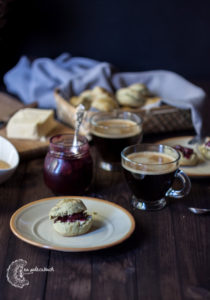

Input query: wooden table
[0,129,210,300]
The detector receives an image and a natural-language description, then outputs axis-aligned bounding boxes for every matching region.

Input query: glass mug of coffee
[121,144,191,210]
[90,111,143,171]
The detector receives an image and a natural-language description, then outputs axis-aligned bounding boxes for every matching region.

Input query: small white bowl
[0,136,19,184]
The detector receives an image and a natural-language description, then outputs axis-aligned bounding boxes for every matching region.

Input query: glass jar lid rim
[50,134,88,148]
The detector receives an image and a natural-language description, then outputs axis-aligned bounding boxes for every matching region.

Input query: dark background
[1,0,210,82]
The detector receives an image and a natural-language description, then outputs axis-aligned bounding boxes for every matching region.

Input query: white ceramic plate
[0,136,19,184]
[10,196,135,252]
[157,136,210,177]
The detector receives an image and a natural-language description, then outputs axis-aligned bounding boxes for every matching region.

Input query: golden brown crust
[91,97,118,111]
[69,83,158,112]
[116,88,145,107]
[69,86,118,112]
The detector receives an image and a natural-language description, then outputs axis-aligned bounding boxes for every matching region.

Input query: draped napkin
[3,52,210,137]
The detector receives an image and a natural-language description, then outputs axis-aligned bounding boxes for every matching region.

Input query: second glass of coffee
[121,144,191,210]
[90,111,143,171]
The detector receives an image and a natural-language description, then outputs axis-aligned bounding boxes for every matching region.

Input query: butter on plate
[6,108,56,140]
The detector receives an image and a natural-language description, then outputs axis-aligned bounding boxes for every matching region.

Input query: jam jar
[44,134,93,195]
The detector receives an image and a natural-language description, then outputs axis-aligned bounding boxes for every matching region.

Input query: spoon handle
[72,104,85,148]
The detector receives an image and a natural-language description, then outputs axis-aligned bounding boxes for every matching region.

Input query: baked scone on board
[197,137,210,160]
[173,145,198,166]
[49,198,93,236]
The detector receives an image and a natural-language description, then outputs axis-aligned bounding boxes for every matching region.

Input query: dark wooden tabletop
[0,128,210,300]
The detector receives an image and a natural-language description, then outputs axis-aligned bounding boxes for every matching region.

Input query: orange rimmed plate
[10,196,135,252]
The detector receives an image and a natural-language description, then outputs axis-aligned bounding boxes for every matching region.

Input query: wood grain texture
[0,159,51,300]
[45,252,92,300]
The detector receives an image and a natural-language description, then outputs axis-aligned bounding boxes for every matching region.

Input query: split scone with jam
[49,198,93,236]
[173,145,198,166]
[197,137,210,160]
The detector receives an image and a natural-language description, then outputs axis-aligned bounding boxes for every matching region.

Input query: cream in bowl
[0,136,19,184]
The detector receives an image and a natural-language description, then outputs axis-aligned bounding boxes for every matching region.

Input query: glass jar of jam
[44,134,93,195]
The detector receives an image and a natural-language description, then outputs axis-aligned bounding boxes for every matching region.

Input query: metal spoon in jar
[188,207,210,215]
[72,104,86,154]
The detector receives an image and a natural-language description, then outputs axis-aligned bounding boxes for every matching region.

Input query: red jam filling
[205,140,210,147]
[173,145,194,159]
[54,212,87,223]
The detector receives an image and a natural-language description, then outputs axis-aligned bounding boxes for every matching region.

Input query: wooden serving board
[0,92,74,160]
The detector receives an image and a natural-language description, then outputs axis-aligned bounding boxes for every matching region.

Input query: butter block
[6,108,56,140]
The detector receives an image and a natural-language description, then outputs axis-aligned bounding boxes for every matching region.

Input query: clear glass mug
[121,144,191,211]
[90,111,143,171]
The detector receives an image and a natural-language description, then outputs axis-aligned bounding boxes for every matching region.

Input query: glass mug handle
[166,169,191,199]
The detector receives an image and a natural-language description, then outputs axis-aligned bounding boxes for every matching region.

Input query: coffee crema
[91,118,142,164]
[0,160,11,169]
[91,119,142,139]
[123,151,177,175]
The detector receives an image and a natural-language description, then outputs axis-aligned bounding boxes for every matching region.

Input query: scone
[129,83,151,96]
[91,86,113,98]
[49,198,93,237]
[197,137,210,160]
[116,87,146,107]
[91,97,118,111]
[69,86,117,112]
[89,86,118,111]
[173,145,198,166]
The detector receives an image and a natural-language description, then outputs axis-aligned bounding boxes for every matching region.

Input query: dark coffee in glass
[90,111,142,171]
[121,144,191,210]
